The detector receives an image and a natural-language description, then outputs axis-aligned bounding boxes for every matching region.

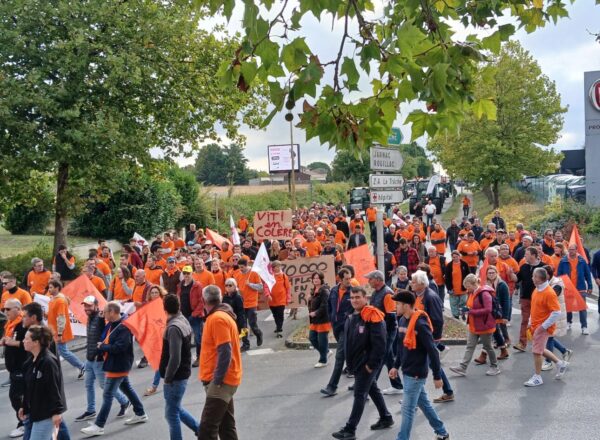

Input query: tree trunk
[492,180,500,209]
[482,185,494,205]
[53,162,69,254]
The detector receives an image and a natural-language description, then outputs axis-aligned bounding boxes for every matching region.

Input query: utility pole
[286,76,297,210]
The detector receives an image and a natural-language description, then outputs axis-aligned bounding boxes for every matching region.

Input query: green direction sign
[387,127,403,146]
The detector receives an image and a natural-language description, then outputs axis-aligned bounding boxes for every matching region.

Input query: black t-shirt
[179,282,193,317]
[517,262,545,300]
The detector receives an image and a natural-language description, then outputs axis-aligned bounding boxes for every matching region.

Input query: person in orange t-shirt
[457,233,481,273]
[430,223,447,255]
[0,273,32,308]
[525,268,568,385]
[303,231,323,257]
[426,247,446,297]
[83,265,108,297]
[161,233,176,258]
[172,231,186,250]
[220,242,234,266]
[349,214,365,234]
[238,215,249,235]
[27,258,52,295]
[109,266,135,301]
[198,285,242,438]
[144,254,164,285]
[268,261,290,337]
[47,280,86,374]
[235,259,264,351]
[192,258,216,287]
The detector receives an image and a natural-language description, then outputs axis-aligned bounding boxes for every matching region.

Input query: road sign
[369,174,404,189]
[370,146,403,171]
[369,189,404,204]
[387,127,403,146]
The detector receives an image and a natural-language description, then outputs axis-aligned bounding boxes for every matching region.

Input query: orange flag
[62,275,107,326]
[123,298,167,371]
[478,259,490,286]
[560,275,587,312]
[205,228,232,250]
[569,224,588,264]
[344,244,376,285]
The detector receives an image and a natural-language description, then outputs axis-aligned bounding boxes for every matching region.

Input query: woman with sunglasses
[222,278,246,337]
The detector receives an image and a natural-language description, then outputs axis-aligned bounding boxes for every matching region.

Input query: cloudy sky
[181,0,600,171]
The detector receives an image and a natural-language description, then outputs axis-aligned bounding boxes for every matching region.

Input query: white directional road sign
[369,189,404,204]
[370,146,403,171]
[369,174,404,189]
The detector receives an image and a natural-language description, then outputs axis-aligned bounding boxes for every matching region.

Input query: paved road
[1,305,599,440]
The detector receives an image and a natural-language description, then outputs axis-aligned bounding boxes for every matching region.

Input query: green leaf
[482,31,502,54]
[532,0,543,8]
[431,63,449,99]
[472,98,497,120]
[240,61,258,84]
[281,38,311,72]
[397,80,416,101]
[341,57,360,90]
[405,110,429,141]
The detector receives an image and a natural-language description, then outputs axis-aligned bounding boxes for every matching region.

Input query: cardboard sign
[343,244,375,285]
[253,210,293,240]
[280,255,336,308]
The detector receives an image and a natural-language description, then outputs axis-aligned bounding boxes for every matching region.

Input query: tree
[307,162,331,172]
[195,144,228,185]
[428,42,565,208]
[0,0,266,251]
[201,0,577,153]
[330,143,432,184]
[195,143,253,185]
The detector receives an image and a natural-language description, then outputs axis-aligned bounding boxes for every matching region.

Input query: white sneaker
[582,327,590,335]
[555,361,569,379]
[524,374,543,387]
[9,426,24,438]
[124,414,149,425]
[486,367,501,376]
[81,424,104,436]
[567,323,572,331]
[541,361,553,371]
[314,362,327,368]
[382,387,404,395]
[563,349,573,362]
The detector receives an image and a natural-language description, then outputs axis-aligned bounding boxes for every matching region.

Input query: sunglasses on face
[2,308,15,312]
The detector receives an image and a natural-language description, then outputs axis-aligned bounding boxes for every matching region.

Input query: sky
[178,0,600,171]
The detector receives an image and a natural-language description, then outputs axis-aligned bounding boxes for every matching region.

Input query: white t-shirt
[424,204,437,215]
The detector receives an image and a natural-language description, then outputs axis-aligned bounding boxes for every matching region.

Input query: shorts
[532,327,551,355]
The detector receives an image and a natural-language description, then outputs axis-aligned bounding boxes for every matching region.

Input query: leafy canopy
[427,41,566,203]
[198,0,576,152]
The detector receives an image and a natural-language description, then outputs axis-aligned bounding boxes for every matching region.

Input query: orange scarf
[403,309,433,350]
[4,313,23,338]
[359,305,384,323]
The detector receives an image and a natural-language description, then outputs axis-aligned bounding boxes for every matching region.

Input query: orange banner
[62,275,107,326]
[123,298,167,371]
[569,224,588,264]
[205,228,232,249]
[344,244,376,285]
[560,275,588,313]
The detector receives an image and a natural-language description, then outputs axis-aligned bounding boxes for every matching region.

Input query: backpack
[478,290,503,320]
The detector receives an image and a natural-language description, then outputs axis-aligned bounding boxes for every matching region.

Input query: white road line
[246,348,274,356]
[264,313,274,322]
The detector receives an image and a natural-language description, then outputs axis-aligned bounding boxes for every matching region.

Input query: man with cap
[177,266,204,367]
[365,270,403,396]
[75,296,129,423]
[162,257,181,296]
[390,290,449,440]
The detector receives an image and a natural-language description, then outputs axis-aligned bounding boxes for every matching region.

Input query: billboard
[268,144,301,173]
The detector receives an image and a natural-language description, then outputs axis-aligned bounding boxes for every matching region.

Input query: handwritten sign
[253,210,293,240]
[279,255,336,308]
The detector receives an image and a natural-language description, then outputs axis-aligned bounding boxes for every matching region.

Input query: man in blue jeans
[81,301,148,437]
[557,243,593,335]
[159,294,199,440]
[75,296,129,422]
[331,287,393,440]
[390,290,449,440]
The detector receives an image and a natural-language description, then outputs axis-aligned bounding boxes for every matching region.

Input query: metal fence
[516,175,585,204]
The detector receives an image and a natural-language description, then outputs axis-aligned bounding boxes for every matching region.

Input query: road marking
[246,348,274,356]
[264,313,274,321]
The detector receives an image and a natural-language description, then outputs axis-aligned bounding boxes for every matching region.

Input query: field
[0,225,92,259]
[205,183,313,197]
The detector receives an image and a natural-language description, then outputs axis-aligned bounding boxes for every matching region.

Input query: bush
[4,189,54,234]
[73,170,181,242]
[0,243,53,280]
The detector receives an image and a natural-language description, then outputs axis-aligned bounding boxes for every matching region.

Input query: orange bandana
[403,309,433,350]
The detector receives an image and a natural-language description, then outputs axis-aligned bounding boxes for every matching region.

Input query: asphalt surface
[1,304,600,440]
